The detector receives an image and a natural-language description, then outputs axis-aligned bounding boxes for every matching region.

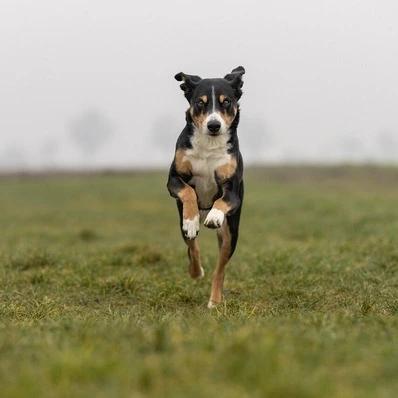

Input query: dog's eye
[196,100,205,108]
[222,98,231,107]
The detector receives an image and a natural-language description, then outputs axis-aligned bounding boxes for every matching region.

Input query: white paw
[207,300,219,309]
[190,265,205,279]
[182,215,199,239]
[198,266,205,278]
[204,209,224,229]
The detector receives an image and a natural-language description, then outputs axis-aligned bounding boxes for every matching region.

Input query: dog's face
[175,66,245,136]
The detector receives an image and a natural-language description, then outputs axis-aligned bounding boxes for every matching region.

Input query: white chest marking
[184,129,231,209]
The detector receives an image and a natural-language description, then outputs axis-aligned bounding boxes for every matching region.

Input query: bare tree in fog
[0,145,28,170]
[69,110,113,156]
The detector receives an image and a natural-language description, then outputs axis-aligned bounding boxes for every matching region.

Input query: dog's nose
[207,120,221,134]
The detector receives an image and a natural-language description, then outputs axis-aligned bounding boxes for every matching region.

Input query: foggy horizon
[1,0,398,170]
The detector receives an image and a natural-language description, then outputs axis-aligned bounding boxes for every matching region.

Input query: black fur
[174,72,202,101]
[224,66,245,100]
[167,67,245,259]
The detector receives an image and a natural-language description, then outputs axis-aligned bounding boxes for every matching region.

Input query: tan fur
[177,185,199,220]
[175,149,192,175]
[209,222,232,306]
[200,95,208,103]
[190,108,207,129]
[219,95,226,103]
[213,198,231,214]
[216,156,237,181]
[186,239,203,279]
[220,107,237,126]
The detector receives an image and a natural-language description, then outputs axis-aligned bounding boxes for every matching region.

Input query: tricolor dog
[167,66,245,308]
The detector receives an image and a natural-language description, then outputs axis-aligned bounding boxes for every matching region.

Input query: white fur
[185,128,231,209]
[212,85,216,113]
[204,208,224,228]
[208,300,218,309]
[182,215,199,239]
[205,112,227,135]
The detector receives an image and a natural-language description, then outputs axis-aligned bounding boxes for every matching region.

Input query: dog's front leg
[178,185,200,240]
[204,179,240,229]
[167,174,200,240]
[204,157,240,229]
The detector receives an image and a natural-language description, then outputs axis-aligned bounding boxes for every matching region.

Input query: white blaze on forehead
[204,85,226,133]
[212,85,216,113]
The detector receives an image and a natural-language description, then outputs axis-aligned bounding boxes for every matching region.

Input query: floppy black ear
[224,66,245,99]
[174,72,202,101]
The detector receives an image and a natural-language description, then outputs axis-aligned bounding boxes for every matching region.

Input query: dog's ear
[224,66,245,99]
[174,72,202,101]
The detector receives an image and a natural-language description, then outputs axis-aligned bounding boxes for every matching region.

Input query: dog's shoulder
[174,124,193,151]
[169,125,193,178]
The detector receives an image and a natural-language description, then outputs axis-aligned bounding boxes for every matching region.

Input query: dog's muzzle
[207,120,221,135]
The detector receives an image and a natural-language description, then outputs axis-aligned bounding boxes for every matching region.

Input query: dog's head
[175,66,245,136]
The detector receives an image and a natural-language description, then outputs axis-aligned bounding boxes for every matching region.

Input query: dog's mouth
[207,130,221,137]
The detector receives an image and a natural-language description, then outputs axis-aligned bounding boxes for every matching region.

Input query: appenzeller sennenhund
[167,66,245,308]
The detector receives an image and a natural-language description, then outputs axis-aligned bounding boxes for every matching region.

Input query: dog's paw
[204,209,224,229]
[189,265,205,279]
[182,215,200,239]
[207,299,220,309]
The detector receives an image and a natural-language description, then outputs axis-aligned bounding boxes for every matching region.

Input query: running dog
[167,66,245,308]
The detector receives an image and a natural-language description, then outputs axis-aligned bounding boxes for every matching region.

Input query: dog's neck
[189,127,231,157]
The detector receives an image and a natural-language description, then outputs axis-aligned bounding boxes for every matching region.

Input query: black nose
[207,120,221,134]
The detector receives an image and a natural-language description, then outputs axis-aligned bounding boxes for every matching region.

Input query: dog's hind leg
[208,209,241,308]
[186,239,204,279]
[177,200,204,279]
[208,222,232,308]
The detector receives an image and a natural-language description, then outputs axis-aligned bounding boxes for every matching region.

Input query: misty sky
[1,0,398,169]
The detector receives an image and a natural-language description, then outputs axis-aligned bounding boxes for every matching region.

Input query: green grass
[1,166,398,397]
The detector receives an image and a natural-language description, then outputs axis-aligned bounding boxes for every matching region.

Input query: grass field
[1,166,398,397]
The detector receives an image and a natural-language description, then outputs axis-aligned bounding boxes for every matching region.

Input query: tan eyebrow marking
[219,95,226,103]
[199,95,208,103]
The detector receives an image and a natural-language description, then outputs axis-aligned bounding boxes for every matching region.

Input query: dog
[167,66,245,308]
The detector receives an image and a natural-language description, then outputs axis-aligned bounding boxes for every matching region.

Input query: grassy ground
[1,166,398,397]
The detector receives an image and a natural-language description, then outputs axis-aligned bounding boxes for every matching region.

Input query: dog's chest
[185,133,230,209]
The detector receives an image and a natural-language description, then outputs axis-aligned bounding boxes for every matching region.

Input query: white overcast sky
[1,0,398,169]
